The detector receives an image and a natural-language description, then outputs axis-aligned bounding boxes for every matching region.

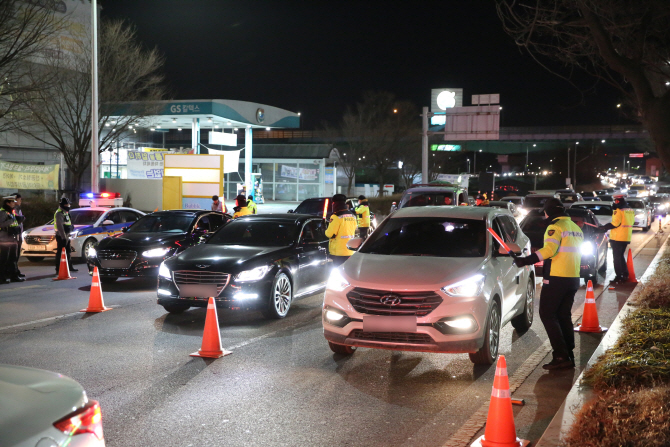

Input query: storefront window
[298,163,319,182]
[298,184,319,201]
[276,163,298,183]
[275,183,297,201]
[260,163,274,182]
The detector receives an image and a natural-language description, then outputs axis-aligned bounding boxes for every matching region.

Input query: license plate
[363,315,417,333]
[179,284,218,298]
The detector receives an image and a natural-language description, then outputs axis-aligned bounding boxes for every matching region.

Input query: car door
[587,213,607,269]
[495,215,526,320]
[296,219,329,293]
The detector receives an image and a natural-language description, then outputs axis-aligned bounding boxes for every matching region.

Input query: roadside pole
[422,107,429,183]
[90,0,99,194]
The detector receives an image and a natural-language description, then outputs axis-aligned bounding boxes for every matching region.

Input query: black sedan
[156,214,330,317]
[519,209,608,284]
[87,210,230,282]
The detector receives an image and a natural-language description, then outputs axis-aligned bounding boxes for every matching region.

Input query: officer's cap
[3,195,16,202]
[59,197,71,206]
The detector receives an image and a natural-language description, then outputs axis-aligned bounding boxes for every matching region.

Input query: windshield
[571,204,612,216]
[399,191,456,207]
[360,217,486,257]
[294,200,326,215]
[69,209,104,226]
[208,220,297,246]
[558,194,578,202]
[524,196,550,208]
[127,214,194,233]
[628,201,645,209]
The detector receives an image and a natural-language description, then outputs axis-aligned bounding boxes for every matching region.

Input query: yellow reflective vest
[247,199,257,214]
[233,206,252,219]
[536,216,583,278]
[325,210,358,256]
[609,207,635,242]
[354,204,370,227]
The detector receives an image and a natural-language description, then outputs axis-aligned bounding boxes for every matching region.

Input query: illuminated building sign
[431,144,461,151]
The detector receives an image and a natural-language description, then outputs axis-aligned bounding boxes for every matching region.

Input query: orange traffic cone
[53,248,76,281]
[80,267,112,313]
[153,207,159,212]
[190,297,231,359]
[626,249,638,283]
[471,355,529,447]
[574,280,607,333]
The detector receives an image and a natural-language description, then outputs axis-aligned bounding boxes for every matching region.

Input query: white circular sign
[437,90,456,109]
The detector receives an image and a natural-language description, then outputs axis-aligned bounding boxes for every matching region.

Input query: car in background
[487,200,521,219]
[0,364,105,447]
[554,190,583,205]
[599,194,614,202]
[627,184,647,197]
[289,197,377,231]
[157,214,330,317]
[500,196,527,218]
[626,198,652,230]
[569,201,614,226]
[397,184,465,208]
[580,196,602,202]
[494,185,519,195]
[87,210,231,283]
[21,206,145,262]
[649,194,670,217]
[519,208,607,284]
[522,194,554,211]
[594,190,610,197]
[322,206,535,365]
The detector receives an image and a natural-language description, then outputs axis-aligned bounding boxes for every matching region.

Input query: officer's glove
[513,252,539,268]
[595,223,615,233]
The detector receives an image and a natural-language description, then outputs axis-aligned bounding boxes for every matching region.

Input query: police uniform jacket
[233,206,252,219]
[54,208,73,239]
[609,207,635,242]
[0,207,18,242]
[535,216,583,278]
[354,203,370,227]
[325,209,357,256]
[247,199,258,214]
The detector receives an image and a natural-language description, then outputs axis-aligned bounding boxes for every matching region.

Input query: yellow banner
[0,161,59,190]
[141,147,169,152]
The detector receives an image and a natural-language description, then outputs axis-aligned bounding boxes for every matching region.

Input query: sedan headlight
[235,265,271,282]
[580,242,594,256]
[158,262,171,279]
[519,208,528,215]
[87,247,97,258]
[326,268,350,292]
[142,247,170,258]
[442,274,485,297]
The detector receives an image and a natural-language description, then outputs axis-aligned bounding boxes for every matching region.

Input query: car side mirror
[102,220,114,226]
[497,242,522,256]
[346,237,363,251]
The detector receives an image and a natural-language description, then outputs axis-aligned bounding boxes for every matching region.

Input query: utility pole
[422,107,429,183]
[526,146,529,174]
[90,0,99,193]
[567,147,571,188]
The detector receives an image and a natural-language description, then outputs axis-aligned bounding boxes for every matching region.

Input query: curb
[535,234,670,446]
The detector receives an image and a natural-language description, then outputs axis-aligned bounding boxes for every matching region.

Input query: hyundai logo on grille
[380,294,402,306]
[195,264,211,269]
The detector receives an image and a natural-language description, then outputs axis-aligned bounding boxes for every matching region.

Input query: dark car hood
[166,243,290,272]
[98,231,189,249]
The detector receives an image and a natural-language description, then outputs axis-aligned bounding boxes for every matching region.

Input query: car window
[360,217,485,257]
[208,220,297,246]
[127,214,194,233]
[195,216,211,231]
[571,204,612,216]
[68,209,104,226]
[628,201,645,209]
[501,215,519,242]
[106,211,123,224]
[300,219,327,242]
[400,191,455,207]
[207,214,224,230]
[120,211,140,223]
[523,196,550,208]
[294,200,325,215]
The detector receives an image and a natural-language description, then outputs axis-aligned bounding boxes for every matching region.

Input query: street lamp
[467,158,471,174]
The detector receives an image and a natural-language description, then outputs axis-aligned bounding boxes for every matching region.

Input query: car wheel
[511,279,534,333]
[262,272,292,319]
[162,303,190,314]
[82,238,98,259]
[644,219,651,231]
[328,341,356,355]
[100,276,118,284]
[590,265,599,285]
[469,301,501,365]
[26,257,44,262]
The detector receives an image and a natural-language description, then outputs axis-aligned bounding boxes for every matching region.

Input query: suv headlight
[21,231,27,239]
[580,242,594,255]
[235,265,271,282]
[142,247,170,258]
[442,274,485,297]
[158,262,171,279]
[635,212,645,218]
[326,269,350,292]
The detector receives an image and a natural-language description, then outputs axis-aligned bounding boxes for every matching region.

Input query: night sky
[101,0,625,130]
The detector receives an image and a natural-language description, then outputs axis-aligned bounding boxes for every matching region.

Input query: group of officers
[211,194,258,218]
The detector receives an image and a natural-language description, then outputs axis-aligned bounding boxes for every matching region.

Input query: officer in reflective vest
[54,197,77,274]
[596,194,635,283]
[0,196,23,283]
[354,195,370,240]
[232,194,252,219]
[247,195,258,214]
[512,198,583,370]
[325,195,357,267]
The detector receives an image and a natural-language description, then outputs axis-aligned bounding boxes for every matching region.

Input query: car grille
[173,270,231,296]
[349,330,434,344]
[97,250,137,269]
[346,288,443,317]
[25,235,54,245]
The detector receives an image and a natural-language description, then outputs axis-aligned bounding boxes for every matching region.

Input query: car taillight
[53,400,103,440]
[323,198,329,219]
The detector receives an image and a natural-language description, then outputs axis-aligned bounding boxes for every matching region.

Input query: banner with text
[0,162,59,190]
[127,151,165,179]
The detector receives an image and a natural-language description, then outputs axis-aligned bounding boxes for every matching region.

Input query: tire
[328,341,356,355]
[644,220,651,231]
[590,265,599,285]
[100,276,118,284]
[26,257,45,262]
[511,279,534,333]
[469,301,501,365]
[262,272,292,319]
[81,238,98,259]
[162,303,190,314]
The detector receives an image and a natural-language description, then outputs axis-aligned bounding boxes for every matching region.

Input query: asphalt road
[1,219,668,447]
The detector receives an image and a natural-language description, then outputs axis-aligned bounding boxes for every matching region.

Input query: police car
[21,192,145,262]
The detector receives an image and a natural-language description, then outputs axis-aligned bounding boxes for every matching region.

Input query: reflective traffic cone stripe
[190,297,232,359]
[574,280,607,333]
[471,355,529,447]
[626,249,638,283]
[53,248,76,281]
[80,267,112,313]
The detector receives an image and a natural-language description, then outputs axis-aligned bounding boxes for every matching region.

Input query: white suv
[322,206,535,365]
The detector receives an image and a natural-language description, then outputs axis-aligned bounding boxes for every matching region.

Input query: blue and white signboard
[127,151,164,179]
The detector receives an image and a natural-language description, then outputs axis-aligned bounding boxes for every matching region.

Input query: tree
[496,0,670,171]
[17,19,166,191]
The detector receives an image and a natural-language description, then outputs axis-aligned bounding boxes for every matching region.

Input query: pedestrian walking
[247,195,258,214]
[211,195,227,213]
[232,194,252,219]
[54,198,77,275]
[0,196,23,283]
[512,198,583,370]
[355,195,371,240]
[325,194,357,267]
[596,194,634,283]
[11,193,25,278]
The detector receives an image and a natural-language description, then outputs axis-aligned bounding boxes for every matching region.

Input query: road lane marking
[5,285,44,291]
[0,312,82,331]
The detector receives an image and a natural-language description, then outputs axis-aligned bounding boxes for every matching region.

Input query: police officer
[232,194,252,219]
[0,196,24,283]
[390,201,397,213]
[513,198,583,370]
[247,195,258,214]
[54,197,77,274]
[596,194,635,283]
[354,195,371,240]
[325,194,357,267]
[475,193,489,206]
[11,193,25,278]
